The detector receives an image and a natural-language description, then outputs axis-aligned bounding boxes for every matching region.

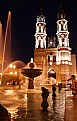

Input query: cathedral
[34,8,76,84]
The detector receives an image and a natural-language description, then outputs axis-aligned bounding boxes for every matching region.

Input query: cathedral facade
[34,9,76,84]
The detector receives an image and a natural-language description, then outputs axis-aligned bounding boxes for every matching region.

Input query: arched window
[48,55,50,62]
[61,24,63,31]
[53,55,56,62]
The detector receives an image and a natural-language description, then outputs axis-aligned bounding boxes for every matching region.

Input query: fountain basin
[21,68,42,89]
[21,68,42,78]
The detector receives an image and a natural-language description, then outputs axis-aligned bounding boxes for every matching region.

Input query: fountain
[0,11,11,85]
[21,58,42,89]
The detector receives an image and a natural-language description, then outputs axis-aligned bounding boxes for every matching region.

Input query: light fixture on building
[56,61,60,65]
[50,62,52,65]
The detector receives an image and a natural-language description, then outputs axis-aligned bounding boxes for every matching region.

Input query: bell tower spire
[56,7,69,47]
[35,8,47,49]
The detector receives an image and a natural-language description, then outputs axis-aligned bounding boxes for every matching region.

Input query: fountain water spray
[1,11,11,84]
[0,22,4,85]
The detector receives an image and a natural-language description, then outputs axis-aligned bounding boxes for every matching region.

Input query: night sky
[0,0,77,64]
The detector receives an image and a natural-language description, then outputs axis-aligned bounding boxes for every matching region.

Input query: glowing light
[49,62,52,65]
[13,65,16,69]
[8,11,11,15]
[24,94,27,100]
[56,61,60,65]
[65,61,69,64]
[9,64,16,69]
[62,61,64,64]
[31,58,33,62]
[5,90,14,95]
[10,71,13,75]
[50,41,53,44]
[0,80,1,85]
[14,72,17,75]
[69,62,72,65]
[9,64,13,68]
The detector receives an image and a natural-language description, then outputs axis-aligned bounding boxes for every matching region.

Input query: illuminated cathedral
[34,9,76,84]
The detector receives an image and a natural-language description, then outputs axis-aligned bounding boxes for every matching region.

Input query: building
[34,8,76,84]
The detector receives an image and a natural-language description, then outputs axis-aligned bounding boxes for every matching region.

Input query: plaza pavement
[0,86,77,121]
[65,88,77,121]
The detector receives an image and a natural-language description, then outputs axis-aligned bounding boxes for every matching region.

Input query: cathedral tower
[34,8,47,49]
[34,9,47,70]
[56,8,72,82]
[57,9,69,47]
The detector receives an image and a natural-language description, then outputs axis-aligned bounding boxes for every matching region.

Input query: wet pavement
[0,87,66,121]
[65,89,77,121]
[0,86,77,121]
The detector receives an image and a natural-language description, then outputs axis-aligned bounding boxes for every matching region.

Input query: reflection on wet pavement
[0,88,65,121]
[65,90,77,121]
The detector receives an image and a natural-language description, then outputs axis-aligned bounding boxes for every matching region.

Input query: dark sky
[0,0,77,64]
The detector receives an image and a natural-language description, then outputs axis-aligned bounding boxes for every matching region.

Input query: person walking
[71,75,77,98]
[51,77,56,98]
